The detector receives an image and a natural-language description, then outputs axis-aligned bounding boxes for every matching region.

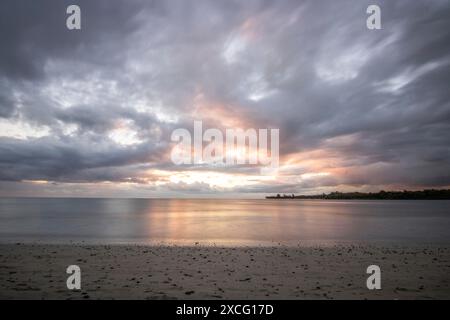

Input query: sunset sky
[0,0,449,197]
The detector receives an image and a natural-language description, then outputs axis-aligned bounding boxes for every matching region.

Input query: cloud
[0,0,449,196]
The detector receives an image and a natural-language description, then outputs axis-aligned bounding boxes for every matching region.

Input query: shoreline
[2,239,450,247]
[1,243,450,299]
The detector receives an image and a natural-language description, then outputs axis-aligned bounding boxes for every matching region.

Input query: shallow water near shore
[0,198,449,245]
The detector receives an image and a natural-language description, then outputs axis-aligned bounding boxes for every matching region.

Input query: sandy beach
[1,243,449,300]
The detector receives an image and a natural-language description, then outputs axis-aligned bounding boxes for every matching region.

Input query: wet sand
[1,243,449,299]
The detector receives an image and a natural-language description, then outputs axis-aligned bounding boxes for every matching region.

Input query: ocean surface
[0,198,449,245]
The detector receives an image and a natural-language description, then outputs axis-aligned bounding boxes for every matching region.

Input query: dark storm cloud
[0,135,169,182]
[0,0,449,195]
[0,88,16,118]
[0,0,144,80]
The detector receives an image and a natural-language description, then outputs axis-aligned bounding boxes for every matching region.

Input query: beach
[1,243,449,299]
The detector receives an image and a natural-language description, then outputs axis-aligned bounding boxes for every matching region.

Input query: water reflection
[0,198,449,245]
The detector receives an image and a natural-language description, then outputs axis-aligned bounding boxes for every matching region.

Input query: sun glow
[168,171,275,189]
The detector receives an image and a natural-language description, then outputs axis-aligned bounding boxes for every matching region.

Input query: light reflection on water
[0,198,449,245]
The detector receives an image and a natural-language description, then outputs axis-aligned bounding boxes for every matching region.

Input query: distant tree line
[266,189,450,200]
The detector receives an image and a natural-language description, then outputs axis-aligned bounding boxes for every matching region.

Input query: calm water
[0,198,449,245]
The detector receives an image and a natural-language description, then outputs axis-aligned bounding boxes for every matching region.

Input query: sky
[0,0,449,198]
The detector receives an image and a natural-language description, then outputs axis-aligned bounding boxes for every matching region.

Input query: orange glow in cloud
[191,91,251,128]
[240,17,259,40]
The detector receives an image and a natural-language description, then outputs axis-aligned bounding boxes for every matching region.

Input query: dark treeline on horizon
[266,189,450,200]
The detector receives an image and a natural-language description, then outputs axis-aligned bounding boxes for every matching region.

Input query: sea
[0,198,449,245]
